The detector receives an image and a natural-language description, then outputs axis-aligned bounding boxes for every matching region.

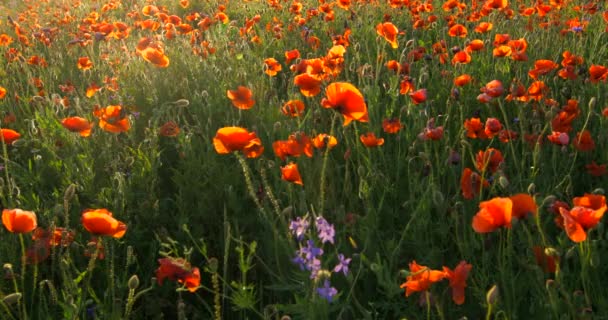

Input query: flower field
[1,0,608,318]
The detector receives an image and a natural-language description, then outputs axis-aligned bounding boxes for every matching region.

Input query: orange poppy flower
[61,117,93,137]
[465,39,484,52]
[475,148,503,173]
[443,261,472,305]
[382,118,403,134]
[1,128,21,144]
[281,100,305,117]
[140,46,170,68]
[0,86,6,99]
[481,80,504,97]
[312,133,338,149]
[493,45,512,57]
[454,74,472,86]
[528,59,559,80]
[321,82,369,126]
[264,58,282,76]
[376,22,399,49]
[452,51,471,65]
[81,209,127,238]
[399,77,415,94]
[510,193,537,219]
[77,57,93,70]
[285,49,300,65]
[464,118,487,139]
[294,73,322,97]
[573,130,595,152]
[360,133,384,147]
[448,24,468,37]
[589,65,608,83]
[472,197,512,233]
[93,105,131,133]
[2,209,37,233]
[559,205,604,243]
[281,162,303,185]
[475,22,493,33]
[227,86,255,110]
[86,83,102,98]
[159,121,180,137]
[409,89,428,105]
[213,126,264,158]
[273,134,312,160]
[156,257,201,292]
[400,261,445,297]
[483,118,502,138]
[460,168,488,200]
[484,0,508,10]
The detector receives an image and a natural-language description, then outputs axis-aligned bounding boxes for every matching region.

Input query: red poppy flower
[559,206,602,242]
[510,193,537,219]
[227,86,255,110]
[281,100,305,117]
[448,24,468,37]
[475,148,504,173]
[156,257,201,292]
[472,197,512,233]
[454,74,472,86]
[409,89,428,105]
[1,128,20,144]
[77,57,93,70]
[2,209,37,233]
[464,118,487,139]
[481,80,504,98]
[360,132,384,147]
[443,261,472,305]
[294,73,322,97]
[484,118,502,138]
[159,121,180,137]
[61,117,93,137]
[321,82,369,126]
[213,127,264,158]
[573,130,595,152]
[81,208,127,238]
[533,246,556,273]
[281,162,303,185]
[264,58,282,76]
[461,168,489,200]
[382,118,403,134]
[586,161,607,177]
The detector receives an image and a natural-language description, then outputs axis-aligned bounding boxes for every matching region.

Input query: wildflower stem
[236,153,265,215]
[259,163,281,218]
[319,114,337,215]
[18,234,28,320]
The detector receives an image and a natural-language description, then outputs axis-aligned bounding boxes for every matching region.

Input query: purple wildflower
[300,240,323,261]
[307,258,321,279]
[289,216,310,241]
[316,279,338,302]
[315,217,335,244]
[333,254,351,276]
[292,254,306,271]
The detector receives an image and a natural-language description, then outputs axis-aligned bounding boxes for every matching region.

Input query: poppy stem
[18,234,28,320]
[319,114,338,215]
[236,153,266,216]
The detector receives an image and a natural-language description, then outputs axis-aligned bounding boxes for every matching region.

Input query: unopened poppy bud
[486,285,499,305]
[280,316,292,320]
[498,175,509,189]
[273,121,281,132]
[281,206,293,216]
[544,247,560,258]
[432,190,444,207]
[208,257,219,273]
[545,279,556,290]
[64,183,77,203]
[174,99,190,107]
[589,97,596,109]
[592,188,605,195]
[399,269,409,278]
[357,165,366,177]
[541,195,557,207]
[3,263,13,278]
[527,183,536,195]
[2,293,21,305]
[128,275,140,290]
[590,252,600,268]
[370,263,380,272]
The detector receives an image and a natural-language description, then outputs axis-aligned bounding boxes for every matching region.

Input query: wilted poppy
[2,209,37,233]
[227,86,255,110]
[61,117,93,137]
[213,127,264,158]
[81,209,127,238]
[472,197,512,233]
[443,261,472,305]
[156,257,201,292]
[321,82,369,126]
[281,162,303,185]
[1,128,20,144]
[400,261,445,297]
[93,105,131,133]
[360,132,384,147]
[159,121,180,137]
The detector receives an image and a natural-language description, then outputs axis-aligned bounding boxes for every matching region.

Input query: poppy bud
[208,257,219,273]
[174,99,190,107]
[544,247,560,258]
[592,188,605,195]
[273,121,281,132]
[432,190,444,207]
[527,183,536,195]
[565,246,577,260]
[498,175,509,189]
[545,279,556,291]
[2,293,21,305]
[589,97,596,110]
[280,316,292,320]
[3,263,13,279]
[486,285,499,305]
[541,195,557,207]
[128,275,140,290]
[357,165,366,177]
[64,184,77,203]
[281,206,293,216]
